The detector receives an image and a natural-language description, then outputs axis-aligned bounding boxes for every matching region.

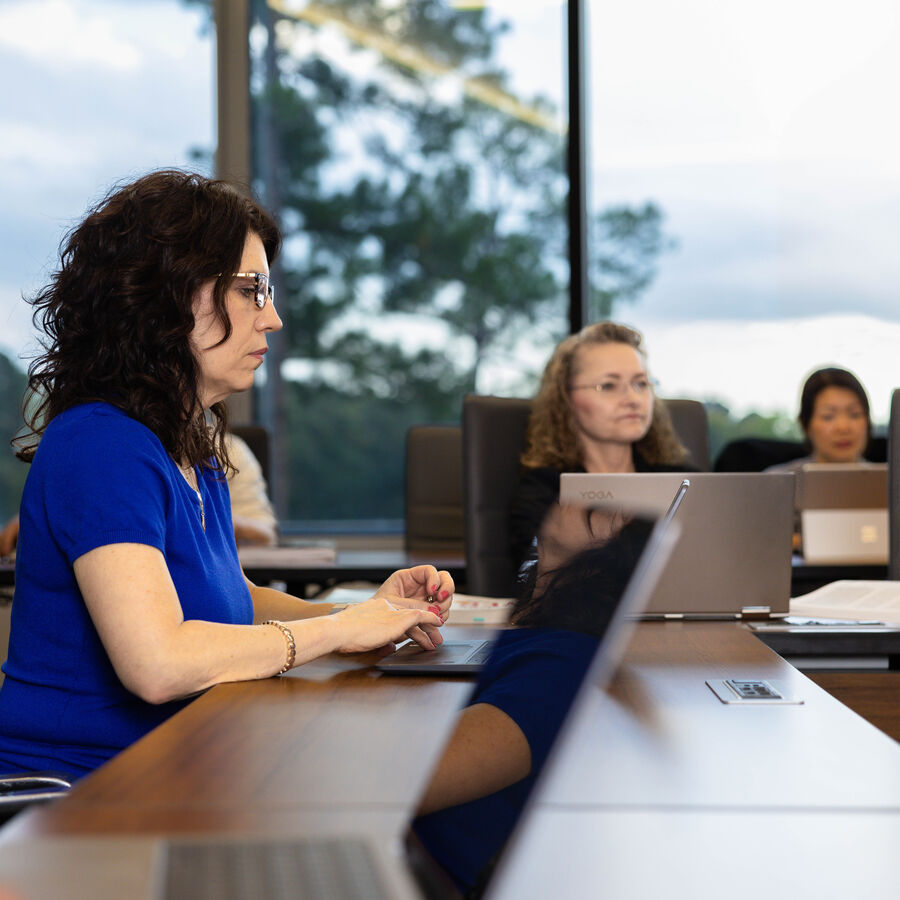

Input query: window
[249,0,569,529]
[0,0,214,520]
[586,0,900,455]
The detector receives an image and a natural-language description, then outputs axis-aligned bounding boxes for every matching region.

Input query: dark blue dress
[0,402,252,779]
[412,627,599,893]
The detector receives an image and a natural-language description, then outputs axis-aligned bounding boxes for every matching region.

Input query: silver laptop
[375,481,689,675]
[797,463,888,564]
[145,498,683,899]
[560,472,794,619]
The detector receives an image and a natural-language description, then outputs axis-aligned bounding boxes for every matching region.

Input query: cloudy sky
[2,0,899,422]
[0,0,213,363]
[495,0,900,421]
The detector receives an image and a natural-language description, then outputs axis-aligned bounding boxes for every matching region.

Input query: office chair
[404,425,465,554]
[461,394,712,597]
[664,398,710,471]
[0,772,72,825]
[889,389,900,580]
[714,434,887,472]
[461,395,532,597]
[713,437,806,472]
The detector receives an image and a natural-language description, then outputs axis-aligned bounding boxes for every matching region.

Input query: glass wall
[0,0,214,521]
[586,0,900,457]
[249,0,570,528]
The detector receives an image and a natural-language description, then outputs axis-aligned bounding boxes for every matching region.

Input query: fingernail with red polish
[428,605,441,616]
[440,590,449,600]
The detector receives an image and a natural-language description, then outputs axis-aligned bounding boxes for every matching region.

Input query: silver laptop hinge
[740,606,772,620]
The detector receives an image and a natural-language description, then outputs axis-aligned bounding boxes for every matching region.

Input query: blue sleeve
[40,408,171,563]
[473,630,598,771]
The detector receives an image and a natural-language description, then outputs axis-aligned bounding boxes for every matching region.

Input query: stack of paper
[790,580,900,626]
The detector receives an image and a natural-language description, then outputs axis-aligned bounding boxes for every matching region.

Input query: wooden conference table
[1,622,898,898]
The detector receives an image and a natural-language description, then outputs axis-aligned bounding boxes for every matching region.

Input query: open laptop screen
[797,463,888,564]
[403,494,682,898]
[560,472,793,618]
[155,493,682,900]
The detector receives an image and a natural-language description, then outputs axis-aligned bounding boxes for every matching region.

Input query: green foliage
[248,0,675,523]
[0,352,27,522]
[590,203,677,318]
[705,400,801,464]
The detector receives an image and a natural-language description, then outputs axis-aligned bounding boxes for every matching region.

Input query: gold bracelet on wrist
[262,620,296,675]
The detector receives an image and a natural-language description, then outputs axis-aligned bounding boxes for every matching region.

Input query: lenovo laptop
[560,472,794,619]
[146,495,683,899]
[375,480,690,675]
[796,463,888,564]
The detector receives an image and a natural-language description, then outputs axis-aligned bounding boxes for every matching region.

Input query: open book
[790,580,900,626]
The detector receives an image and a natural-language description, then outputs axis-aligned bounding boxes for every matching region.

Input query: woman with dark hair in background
[0,170,452,780]
[509,320,691,570]
[766,366,871,473]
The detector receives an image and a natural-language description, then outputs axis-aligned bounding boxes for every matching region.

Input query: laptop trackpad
[387,640,488,666]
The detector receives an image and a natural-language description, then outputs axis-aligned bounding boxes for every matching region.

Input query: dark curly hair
[16,169,281,471]
[520,321,686,470]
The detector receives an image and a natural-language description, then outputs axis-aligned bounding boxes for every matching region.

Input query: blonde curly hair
[520,321,687,470]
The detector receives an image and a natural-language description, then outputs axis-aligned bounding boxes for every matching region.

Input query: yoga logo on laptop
[576,488,614,501]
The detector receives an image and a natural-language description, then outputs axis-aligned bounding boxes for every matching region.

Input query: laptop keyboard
[162,838,391,900]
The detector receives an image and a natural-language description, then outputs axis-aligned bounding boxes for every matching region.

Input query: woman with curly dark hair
[0,170,452,780]
[509,321,691,569]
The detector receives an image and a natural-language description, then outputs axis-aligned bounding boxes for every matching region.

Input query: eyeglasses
[231,272,274,309]
[570,377,656,396]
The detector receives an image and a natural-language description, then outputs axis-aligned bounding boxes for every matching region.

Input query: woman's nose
[258,300,283,332]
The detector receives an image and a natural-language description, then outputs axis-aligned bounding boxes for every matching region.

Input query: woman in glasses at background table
[509,321,691,571]
[0,170,452,781]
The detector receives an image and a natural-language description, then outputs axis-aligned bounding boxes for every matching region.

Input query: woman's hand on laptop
[329,597,443,654]
[376,565,454,622]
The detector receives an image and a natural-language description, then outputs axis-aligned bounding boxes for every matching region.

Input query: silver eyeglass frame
[231,271,274,309]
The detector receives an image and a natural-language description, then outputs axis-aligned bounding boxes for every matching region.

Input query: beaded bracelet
[262,620,296,675]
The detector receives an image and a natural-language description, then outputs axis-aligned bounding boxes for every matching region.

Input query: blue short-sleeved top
[412,627,599,892]
[0,402,252,779]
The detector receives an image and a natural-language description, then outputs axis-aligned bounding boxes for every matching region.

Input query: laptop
[796,463,888,564]
[560,472,794,619]
[375,480,690,675]
[144,495,683,899]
